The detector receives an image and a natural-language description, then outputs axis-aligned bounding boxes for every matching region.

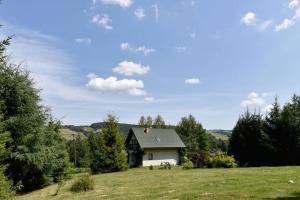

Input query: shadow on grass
[264,192,300,200]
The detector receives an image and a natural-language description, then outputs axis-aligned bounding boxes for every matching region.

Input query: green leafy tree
[0,37,69,191]
[152,114,167,128]
[146,116,153,128]
[91,115,128,173]
[175,115,208,152]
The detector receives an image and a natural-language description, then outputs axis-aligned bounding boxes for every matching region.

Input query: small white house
[125,128,186,167]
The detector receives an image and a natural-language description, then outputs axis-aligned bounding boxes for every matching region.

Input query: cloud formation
[241,12,256,26]
[75,38,92,45]
[241,92,266,107]
[185,78,201,85]
[100,0,132,8]
[92,14,113,30]
[241,12,273,31]
[120,42,155,56]
[134,8,145,20]
[152,4,159,23]
[112,61,150,76]
[86,74,146,96]
[144,97,154,102]
[289,0,299,9]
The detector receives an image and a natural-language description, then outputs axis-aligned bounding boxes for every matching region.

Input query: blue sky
[1,0,300,129]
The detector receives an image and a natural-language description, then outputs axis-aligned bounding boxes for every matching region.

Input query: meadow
[16,166,300,200]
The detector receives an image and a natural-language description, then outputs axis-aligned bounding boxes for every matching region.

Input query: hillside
[16,166,300,200]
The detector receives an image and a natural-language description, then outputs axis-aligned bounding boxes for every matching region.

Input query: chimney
[144,128,149,134]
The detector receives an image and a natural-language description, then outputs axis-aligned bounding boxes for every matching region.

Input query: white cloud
[75,38,92,45]
[275,18,295,32]
[152,4,159,23]
[175,46,187,53]
[112,60,150,76]
[134,8,145,20]
[263,104,273,113]
[100,0,132,8]
[241,92,266,107]
[185,78,201,85]
[120,42,155,56]
[86,74,146,96]
[289,0,299,9]
[241,12,256,26]
[144,97,154,102]
[92,14,113,30]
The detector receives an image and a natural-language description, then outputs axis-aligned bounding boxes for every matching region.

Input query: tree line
[229,96,300,166]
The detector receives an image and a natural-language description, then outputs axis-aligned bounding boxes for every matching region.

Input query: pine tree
[146,116,153,128]
[92,115,128,173]
[152,114,167,128]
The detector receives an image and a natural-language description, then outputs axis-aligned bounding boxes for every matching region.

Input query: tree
[66,135,92,168]
[0,38,69,191]
[229,111,272,166]
[0,113,13,199]
[175,115,208,153]
[146,116,153,128]
[138,116,147,128]
[91,114,128,173]
[152,114,166,128]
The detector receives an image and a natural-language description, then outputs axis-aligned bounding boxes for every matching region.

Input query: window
[148,153,153,160]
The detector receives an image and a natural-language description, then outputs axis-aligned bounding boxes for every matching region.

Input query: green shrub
[70,174,94,193]
[207,151,237,168]
[160,162,171,169]
[182,156,194,170]
[149,165,154,170]
[0,168,13,199]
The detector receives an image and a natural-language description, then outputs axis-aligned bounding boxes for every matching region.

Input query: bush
[160,162,171,169]
[182,157,194,170]
[0,167,13,199]
[187,151,209,168]
[70,174,94,193]
[149,165,154,170]
[207,151,237,168]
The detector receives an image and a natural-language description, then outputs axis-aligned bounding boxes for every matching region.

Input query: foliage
[66,135,92,168]
[90,114,128,173]
[152,114,167,128]
[149,165,153,170]
[160,162,171,169]
[182,156,194,170]
[70,174,94,193]
[0,37,69,191]
[187,151,209,168]
[229,111,272,166]
[207,133,228,152]
[207,151,237,168]
[175,115,208,153]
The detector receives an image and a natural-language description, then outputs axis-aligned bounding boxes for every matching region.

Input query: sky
[1,0,300,129]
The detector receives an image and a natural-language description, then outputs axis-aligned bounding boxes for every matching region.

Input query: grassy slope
[16,166,300,200]
[60,128,86,140]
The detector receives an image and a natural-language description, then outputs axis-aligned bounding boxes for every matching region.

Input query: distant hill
[63,123,231,141]
[60,128,86,140]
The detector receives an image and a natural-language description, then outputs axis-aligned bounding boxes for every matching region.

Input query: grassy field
[16,166,300,200]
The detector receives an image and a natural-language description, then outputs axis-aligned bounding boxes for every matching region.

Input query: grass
[59,128,86,140]
[16,166,300,200]
[208,131,229,141]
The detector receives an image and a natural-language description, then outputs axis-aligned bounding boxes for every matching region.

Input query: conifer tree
[138,115,147,128]
[152,114,167,128]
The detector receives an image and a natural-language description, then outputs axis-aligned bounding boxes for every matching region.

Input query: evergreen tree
[138,115,147,128]
[91,114,128,173]
[0,36,69,191]
[175,115,208,152]
[152,114,167,128]
[229,111,272,166]
[67,135,92,168]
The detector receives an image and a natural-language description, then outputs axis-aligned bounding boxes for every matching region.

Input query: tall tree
[0,37,69,191]
[152,114,167,128]
[138,115,147,128]
[229,111,272,166]
[91,114,128,173]
[146,116,153,128]
[175,115,208,152]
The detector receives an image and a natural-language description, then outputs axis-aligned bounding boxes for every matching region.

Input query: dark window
[148,153,153,160]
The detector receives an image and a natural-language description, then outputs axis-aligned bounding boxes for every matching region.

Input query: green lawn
[16,166,300,200]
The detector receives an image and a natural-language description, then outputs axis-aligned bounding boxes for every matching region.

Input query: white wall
[142,148,179,166]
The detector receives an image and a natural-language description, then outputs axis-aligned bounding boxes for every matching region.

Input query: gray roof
[130,128,185,148]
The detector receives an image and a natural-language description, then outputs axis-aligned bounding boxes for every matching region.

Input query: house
[125,127,186,167]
